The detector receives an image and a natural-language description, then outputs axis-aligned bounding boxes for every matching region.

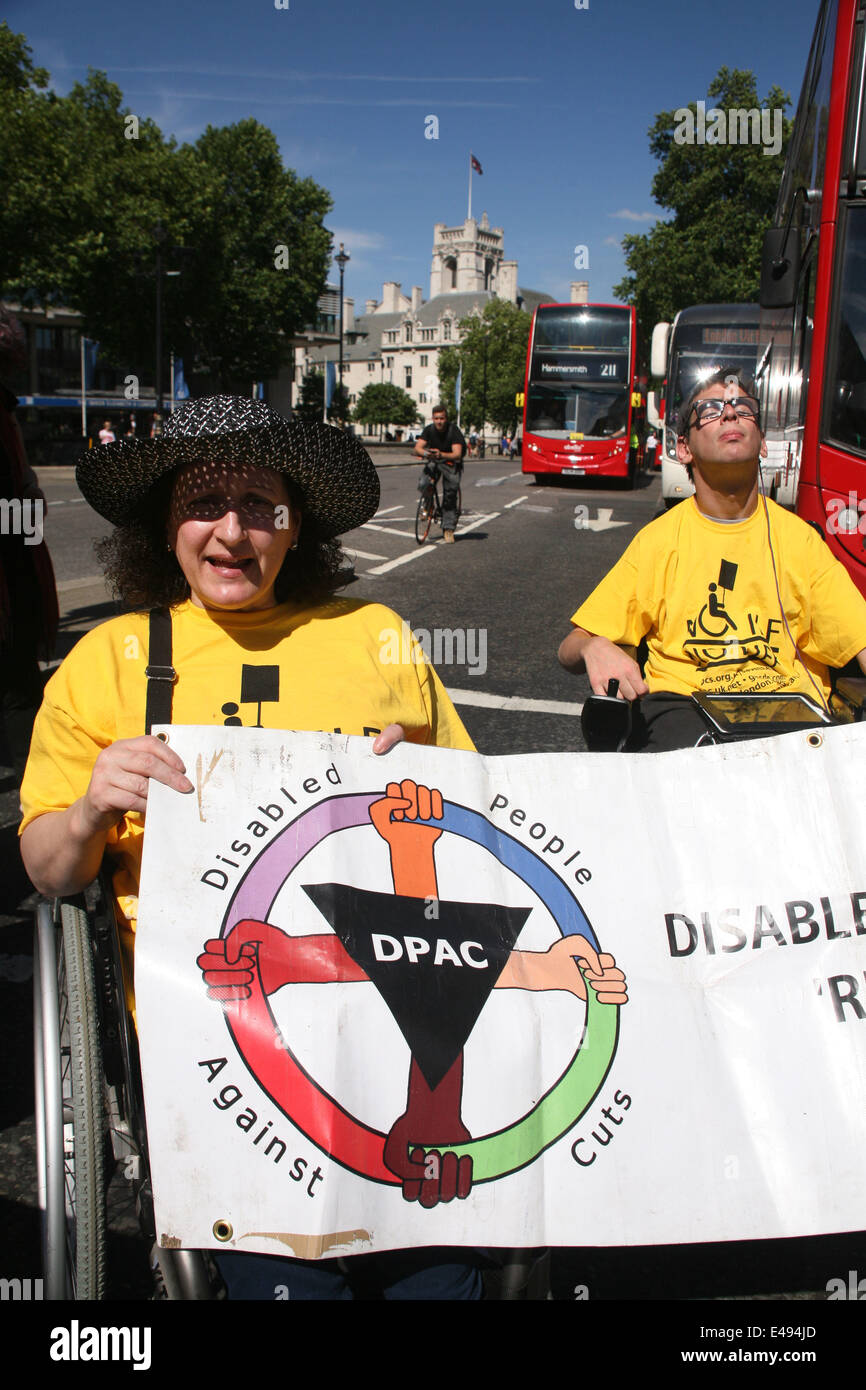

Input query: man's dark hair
[432,404,448,416]
[677,366,761,440]
[95,471,346,611]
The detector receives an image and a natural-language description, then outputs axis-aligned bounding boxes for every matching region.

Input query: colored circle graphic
[221,793,619,1184]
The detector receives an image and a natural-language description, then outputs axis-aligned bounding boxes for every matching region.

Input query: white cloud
[608,209,658,223]
[327,229,386,252]
[602,235,621,246]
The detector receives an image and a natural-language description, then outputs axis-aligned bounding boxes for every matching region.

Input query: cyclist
[558,368,866,750]
[414,404,465,543]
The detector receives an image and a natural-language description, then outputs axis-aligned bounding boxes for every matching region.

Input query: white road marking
[361,521,418,539]
[475,475,512,486]
[504,495,528,509]
[447,687,584,716]
[583,507,630,532]
[364,511,500,575]
[373,504,402,516]
[521,504,553,513]
[343,546,388,561]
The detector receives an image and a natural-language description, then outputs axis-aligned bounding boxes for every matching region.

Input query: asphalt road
[1,452,863,1302]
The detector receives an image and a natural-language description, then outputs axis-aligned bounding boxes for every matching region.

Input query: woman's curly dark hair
[95,471,347,611]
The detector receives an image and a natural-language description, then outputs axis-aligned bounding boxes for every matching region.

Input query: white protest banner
[136,724,866,1258]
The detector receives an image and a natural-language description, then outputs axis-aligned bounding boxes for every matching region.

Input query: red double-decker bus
[521,303,642,485]
[759,0,866,596]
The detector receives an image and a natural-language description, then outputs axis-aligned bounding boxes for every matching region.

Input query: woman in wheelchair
[19,394,481,1300]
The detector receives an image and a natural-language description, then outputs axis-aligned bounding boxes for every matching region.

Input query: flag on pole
[455,364,462,413]
[82,338,99,389]
[174,358,190,400]
[470,154,483,174]
[324,360,336,409]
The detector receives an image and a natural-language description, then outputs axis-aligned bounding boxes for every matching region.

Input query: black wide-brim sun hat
[75,395,380,538]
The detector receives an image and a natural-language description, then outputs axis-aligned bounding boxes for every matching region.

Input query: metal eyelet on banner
[213,1220,233,1242]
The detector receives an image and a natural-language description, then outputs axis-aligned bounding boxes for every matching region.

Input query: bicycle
[415,461,462,545]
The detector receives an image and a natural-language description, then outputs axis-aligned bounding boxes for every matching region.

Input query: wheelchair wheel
[34,900,106,1299]
[415,487,434,544]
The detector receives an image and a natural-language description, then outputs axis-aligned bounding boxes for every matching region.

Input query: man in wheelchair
[558,368,866,750]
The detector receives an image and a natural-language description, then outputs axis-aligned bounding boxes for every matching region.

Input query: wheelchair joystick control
[606,679,620,698]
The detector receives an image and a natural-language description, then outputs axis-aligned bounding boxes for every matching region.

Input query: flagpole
[468,153,472,221]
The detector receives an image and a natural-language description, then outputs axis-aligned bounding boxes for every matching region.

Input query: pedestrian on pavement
[98,419,116,446]
[414,404,465,543]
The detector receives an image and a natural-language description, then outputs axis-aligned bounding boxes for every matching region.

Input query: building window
[421,328,435,342]
[368,361,376,372]
[419,393,427,404]
[442,321,451,341]
[404,323,413,343]
[386,356,394,368]
[405,367,412,389]
[420,355,428,367]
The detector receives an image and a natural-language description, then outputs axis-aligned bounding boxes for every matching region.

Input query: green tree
[613,68,791,329]
[353,382,419,435]
[294,369,350,424]
[439,299,530,434]
[0,26,332,392]
[436,347,460,420]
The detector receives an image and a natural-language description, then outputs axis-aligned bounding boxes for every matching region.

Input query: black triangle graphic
[302,883,532,1090]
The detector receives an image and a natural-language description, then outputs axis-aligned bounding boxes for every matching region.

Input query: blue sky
[9,0,821,309]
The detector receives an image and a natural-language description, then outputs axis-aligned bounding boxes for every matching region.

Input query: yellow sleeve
[19,620,128,833]
[798,526,866,668]
[415,657,476,750]
[371,605,476,751]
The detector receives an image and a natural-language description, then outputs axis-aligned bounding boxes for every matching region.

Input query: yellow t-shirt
[20,597,474,947]
[571,498,866,698]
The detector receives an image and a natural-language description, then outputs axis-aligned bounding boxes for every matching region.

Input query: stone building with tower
[291,213,579,432]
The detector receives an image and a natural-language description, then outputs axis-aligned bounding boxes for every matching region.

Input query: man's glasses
[684,396,761,430]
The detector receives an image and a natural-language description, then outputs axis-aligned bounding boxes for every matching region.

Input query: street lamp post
[334,242,350,425]
[154,225,166,416]
[153,223,181,416]
[481,327,489,458]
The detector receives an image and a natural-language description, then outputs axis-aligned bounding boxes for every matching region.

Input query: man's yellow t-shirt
[20,597,474,951]
[571,498,866,698]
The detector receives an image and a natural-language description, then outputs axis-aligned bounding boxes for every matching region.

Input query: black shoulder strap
[145,607,176,735]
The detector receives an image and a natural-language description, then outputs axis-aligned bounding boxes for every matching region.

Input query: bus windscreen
[527,307,631,439]
[667,323,760,433]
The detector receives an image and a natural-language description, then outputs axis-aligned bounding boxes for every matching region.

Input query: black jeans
[418,460,462,531]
